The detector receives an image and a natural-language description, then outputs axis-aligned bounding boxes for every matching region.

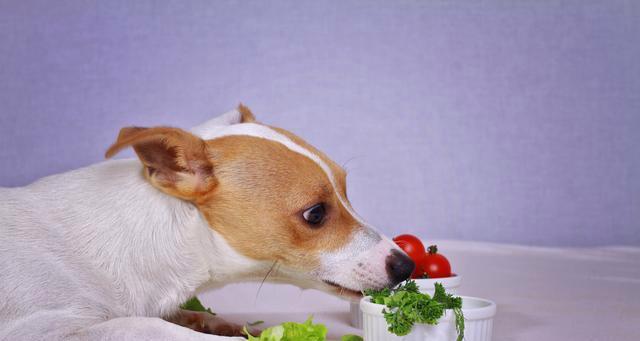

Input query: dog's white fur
[0,109,400,340]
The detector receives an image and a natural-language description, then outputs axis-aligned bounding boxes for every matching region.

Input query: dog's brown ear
[237,103,256,123]
[105,126,216,201]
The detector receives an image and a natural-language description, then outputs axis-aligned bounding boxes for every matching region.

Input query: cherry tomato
[420,245,452,278]
[393,234,426,278]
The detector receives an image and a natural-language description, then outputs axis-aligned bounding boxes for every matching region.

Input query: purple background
[1,1,638,246]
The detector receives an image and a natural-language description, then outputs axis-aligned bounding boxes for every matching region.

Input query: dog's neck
[30,159,260,317]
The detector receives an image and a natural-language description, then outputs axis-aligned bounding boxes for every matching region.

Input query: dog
[0,106,414,340]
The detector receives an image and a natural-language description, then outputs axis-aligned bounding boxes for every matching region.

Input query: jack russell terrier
[0,106,414,340]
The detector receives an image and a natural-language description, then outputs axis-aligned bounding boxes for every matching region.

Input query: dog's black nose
[385,249,415,286]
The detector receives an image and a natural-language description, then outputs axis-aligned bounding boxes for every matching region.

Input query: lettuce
[180,299,362,341]
[180,296,215,315]
[244,317,327,341]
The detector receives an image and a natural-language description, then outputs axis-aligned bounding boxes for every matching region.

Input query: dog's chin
[262,268,368,301]
[320,280,363,301]
[266,274,363,301]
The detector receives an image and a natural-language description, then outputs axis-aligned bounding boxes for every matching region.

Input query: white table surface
[200,240,640,340]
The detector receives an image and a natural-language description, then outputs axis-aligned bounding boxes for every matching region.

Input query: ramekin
[349,275,462,328]
[360,294,496,341]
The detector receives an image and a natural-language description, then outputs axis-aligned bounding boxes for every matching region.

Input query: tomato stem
[427,245,438,254]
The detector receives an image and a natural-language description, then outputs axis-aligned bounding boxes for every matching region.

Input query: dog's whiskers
[254,260,279,303]
[274,262,282,278]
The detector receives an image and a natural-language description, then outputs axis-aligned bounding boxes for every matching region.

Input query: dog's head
[106,106,413,297]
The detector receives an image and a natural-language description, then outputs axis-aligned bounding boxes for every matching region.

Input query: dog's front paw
[167,309,259,338]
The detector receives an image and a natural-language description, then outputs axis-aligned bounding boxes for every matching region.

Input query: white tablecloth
[200,241,640,340]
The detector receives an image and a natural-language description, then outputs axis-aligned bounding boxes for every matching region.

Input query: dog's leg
[67,316,247,341]
[166,309,260,337]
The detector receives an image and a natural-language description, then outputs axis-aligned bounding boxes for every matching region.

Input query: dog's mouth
[322,280,362,299]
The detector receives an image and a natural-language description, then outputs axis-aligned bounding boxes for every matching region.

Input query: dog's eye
[302,203,326,226]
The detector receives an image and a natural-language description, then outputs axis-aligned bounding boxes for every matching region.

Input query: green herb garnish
[180,296,215,315]
[364,280,465,341]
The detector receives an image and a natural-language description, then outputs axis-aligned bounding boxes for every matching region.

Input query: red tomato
[420,245,452,278]
[393,234,426,278]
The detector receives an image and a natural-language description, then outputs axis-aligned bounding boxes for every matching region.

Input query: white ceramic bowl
[349,275,462,328]
[360,295,496,341]
[413,275,462,295]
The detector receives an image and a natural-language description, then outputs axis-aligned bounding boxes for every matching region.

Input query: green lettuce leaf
[244,317,327,341]
[180,296,215,315]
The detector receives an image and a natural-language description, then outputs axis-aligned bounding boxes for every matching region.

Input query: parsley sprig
[364,280,465,341]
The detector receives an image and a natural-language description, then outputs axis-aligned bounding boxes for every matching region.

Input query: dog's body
[1,159,223,340]
[0,108,413,340]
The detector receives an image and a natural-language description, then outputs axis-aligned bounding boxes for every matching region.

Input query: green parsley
[363,280,465,341]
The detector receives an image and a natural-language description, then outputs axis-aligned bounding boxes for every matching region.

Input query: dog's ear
[105,127,216,201]
[191,104,256,138]
[237,103,256,123]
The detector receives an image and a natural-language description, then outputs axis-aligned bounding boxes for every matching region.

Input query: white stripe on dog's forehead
[198,122,365,225]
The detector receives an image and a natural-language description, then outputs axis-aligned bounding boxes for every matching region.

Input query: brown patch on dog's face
[269,126,349,200]
[196,135,359,271]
